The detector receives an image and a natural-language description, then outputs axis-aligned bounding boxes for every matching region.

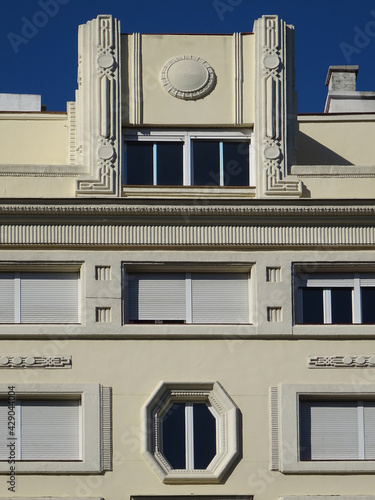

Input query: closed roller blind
[300,401,359,460]
[0,403,9,460]
[128,273,186,321]
[21,400,80,460]
[192,273,249,324]
[20,272,79,324]
[364,402,375,459]
[0,273,16,323]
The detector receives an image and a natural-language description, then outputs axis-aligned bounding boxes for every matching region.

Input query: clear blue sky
[1,0,375,113]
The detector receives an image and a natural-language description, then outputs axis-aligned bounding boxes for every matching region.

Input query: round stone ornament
[161,55,216,100]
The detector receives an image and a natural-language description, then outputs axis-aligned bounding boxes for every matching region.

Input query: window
[0,384,111,474]
[142,382,240,483]
[0,271,80,324]
[0,399,80,461]
[295,272,375,324]
[300,399,375,461]
[123,131,250,187]
[126,272,250,324]
[278,384,375,473]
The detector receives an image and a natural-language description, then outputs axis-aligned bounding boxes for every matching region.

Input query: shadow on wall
[296,132,354,166]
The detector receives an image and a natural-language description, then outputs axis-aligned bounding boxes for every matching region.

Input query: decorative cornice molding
[1,203,375,218]
[0,355,71,368]
[308,355,375,368]
[1,223,375,246]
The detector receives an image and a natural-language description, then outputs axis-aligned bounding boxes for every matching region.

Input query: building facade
[0,13,375,500]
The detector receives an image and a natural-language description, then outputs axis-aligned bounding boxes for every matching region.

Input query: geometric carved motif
[75,15,121,197]
[0,355,71,369]
[308,355,375,368]
[253,15,302,197]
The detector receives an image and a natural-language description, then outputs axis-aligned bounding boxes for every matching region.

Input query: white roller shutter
[0,273,16,323]
[364,402,375,459]
[21,400,80,460]
[300,401,359,460]
[128,273,186,321]
[20,272,79,324]
[191,273,249,324]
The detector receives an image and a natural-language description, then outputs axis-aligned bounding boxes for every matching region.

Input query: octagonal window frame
[142,381,240,484]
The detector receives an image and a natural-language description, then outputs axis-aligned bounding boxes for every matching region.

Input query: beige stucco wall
[297,115,375,166]
[122,33,254,126]
[0,114,68,165]
[2,247,375,498]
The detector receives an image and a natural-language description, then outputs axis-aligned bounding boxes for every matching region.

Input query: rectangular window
[126,272,249,324]
[0,271,80,324]
[300,399,375,461]
[295,272,375,324]
[0,399,81,461]
[123,131,250,187]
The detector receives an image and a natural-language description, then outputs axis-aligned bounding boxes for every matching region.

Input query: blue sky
[1,0,375,113]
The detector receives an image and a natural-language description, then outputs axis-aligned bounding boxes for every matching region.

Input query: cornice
[1,203,375,218]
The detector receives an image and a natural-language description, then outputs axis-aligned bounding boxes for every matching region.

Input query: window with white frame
[142,382,240,483]
[0,271,80,324]
[0,399,81,461]
[0,384,112,474]
[278,383,375,473]
[123,130,251,187]
[299,399,375,461]
[126,271,250,324]
[295,272,375,324]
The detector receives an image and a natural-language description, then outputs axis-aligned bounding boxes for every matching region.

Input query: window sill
[293,324,375,338]
[121,185,256,199]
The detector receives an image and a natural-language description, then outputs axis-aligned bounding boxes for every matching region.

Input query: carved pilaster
[253,15,302,197]
[75,15,121,197]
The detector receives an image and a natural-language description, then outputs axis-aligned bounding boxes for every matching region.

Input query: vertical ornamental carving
[75,15,121,197]
[253,16,302,197]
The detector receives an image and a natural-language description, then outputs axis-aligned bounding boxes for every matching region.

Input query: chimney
[325,65,358,92]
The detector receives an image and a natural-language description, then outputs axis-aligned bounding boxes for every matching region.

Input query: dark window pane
[361,287,375,324]
[193,403,216,469]
[161,403,185,469]
[192,141,220,186]
[301,288,323,324]
[223,142,249,186]
[157,142,183,185]
[126,143,153,185]
[331,288,352,324]
[299,400,312,460]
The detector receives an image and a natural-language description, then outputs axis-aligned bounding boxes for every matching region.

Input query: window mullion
[185,402,194,470]
[353,274,362,324]
[323,289,332,324]
[15,401,21,460]
[153,143,157,186]
[185,273,192,324]
[358,400,365,460]
[219,141,224,186]
[14,272,21,324]
[184,133,191,186]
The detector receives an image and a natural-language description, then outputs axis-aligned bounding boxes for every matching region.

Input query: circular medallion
[343,355,353,365]
[161,55,216,100]
[0,356,9,366]
[98,145,114,160]
[98,54,115,69]
[25,356,36,365]
[264,145,281,160]
[12,356,22,366]
[369,356,375,366]
[264,55,280,70]
[356,355,366,365]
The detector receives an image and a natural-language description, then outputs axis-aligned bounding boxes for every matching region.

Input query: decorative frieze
[2,223,375,247]
[267,307,282,322]
[308,355,375,368]
[266,267,281,282]
[96,266,111,280]
[0,355,71,368]
[96,307,111,323]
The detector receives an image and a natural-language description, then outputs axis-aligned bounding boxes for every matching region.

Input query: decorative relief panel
[160,55,216,100]
[308,355,375,368]
[0,355,71,369]
[253,15,302,197]
[75,15,121,197]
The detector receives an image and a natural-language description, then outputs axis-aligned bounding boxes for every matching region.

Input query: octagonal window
[142,382,240,483]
